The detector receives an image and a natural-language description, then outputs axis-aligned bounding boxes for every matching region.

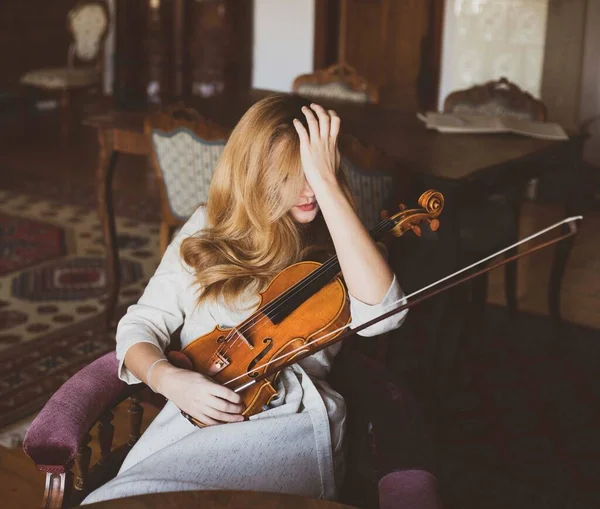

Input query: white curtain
[438,0,549,110]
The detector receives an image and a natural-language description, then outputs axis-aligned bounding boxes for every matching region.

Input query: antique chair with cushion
[339,134,413,230]
[443,77,548,324]
[145,104,230,254]
[292,63,379,104]
[23,347,438,509]
[19,0,110,139]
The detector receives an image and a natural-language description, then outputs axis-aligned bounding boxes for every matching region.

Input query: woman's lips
[296,202,316,211]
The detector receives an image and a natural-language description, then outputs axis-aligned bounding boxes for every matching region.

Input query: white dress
[82,206,407,504]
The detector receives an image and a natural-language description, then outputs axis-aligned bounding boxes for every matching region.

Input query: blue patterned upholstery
[151,128,225,221]
[341,156,395,230]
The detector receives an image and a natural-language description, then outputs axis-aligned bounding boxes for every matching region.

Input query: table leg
[548,142,583,339]
[548,223,574,337]
[97,130,121,329]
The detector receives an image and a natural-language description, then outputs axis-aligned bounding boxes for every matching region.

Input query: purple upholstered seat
[379,470,442,509]
[23,351,138,472]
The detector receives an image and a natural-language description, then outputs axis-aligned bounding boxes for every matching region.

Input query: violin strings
[221,215,582,389]
[215,219,391,359]
[214,219,393,359]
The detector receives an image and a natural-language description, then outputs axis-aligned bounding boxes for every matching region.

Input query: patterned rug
[0,189,160,434]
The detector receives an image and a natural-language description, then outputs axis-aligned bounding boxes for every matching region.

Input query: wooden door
[315,0,444,110]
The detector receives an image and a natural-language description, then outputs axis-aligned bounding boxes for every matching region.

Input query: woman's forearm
[314,180,394,305]
[123,342,178,394]
[294,104,394,305]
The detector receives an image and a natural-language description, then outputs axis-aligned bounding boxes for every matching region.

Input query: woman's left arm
[294,104,395,305]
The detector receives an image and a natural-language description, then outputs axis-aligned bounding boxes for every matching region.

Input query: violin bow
[227,214,583,392]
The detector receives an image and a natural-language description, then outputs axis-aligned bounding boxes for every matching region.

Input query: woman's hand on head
[293,104,341,192]
[154,365,245,426]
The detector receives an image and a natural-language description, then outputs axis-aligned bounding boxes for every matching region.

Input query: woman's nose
[302,178,315,198]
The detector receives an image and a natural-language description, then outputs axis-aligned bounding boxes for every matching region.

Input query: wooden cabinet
[114,0,252,107]
[315,0,444,110]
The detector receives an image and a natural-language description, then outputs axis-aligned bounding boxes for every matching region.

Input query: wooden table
[84,490,358,508]
[84,90,585,338]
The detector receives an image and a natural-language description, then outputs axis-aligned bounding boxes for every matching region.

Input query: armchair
[23,348,440,509]
[23,352,147,508]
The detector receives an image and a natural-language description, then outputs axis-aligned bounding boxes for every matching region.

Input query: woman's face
[290,176,319,224]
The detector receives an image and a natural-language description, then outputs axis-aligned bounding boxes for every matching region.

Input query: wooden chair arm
[23,352,138,472]
[23,352,150,508]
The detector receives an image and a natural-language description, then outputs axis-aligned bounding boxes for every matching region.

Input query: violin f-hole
[247,337,273,374]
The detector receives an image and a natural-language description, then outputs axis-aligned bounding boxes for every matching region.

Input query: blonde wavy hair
[180,94,355,307]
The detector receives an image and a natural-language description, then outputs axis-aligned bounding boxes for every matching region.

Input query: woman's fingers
[301,106,320,141]
[209,395,245,415]
[203,395,244,423]
[209,382,243,405]
[310,103,330,139]
[293,118,310,146]
[203,404,245,424]
[329,110,340,141]
[194,412,220,426]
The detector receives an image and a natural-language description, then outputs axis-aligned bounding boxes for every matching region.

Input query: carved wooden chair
[443,77,547,121]
[144,104,230,254]
[443,77,548,324]
[292,63,379,104]
[339,134,408,231]
[19,0,110,140]
[23,345,438,509]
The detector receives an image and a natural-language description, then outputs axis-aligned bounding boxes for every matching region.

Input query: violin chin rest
[168,351,194,370]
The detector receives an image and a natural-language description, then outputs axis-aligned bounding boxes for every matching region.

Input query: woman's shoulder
[179,206,208,238]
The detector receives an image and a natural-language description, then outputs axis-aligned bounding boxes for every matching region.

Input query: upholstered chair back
[293,63,379,105]
[67,1,110,63]
[145,104,229,253]
[443,77,547,121]
[151,128,225,221]
[341,156,395,230]
[338,134,407,232]
[297,81,371,104]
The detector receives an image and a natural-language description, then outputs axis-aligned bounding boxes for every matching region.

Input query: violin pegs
[381,209,389,220]
[429,219,440,232]
[411,225,422,237]
[398,203,407,212]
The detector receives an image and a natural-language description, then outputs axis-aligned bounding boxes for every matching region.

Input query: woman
[83,94,408,504]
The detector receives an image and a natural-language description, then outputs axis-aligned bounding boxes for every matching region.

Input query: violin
[174,190,445,427]
[174,189,582,428]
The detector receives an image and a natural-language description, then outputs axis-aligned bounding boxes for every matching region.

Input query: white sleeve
[115,207,206,383]
[348,273,407,337]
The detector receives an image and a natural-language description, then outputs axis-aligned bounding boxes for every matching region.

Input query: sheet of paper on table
[417,112,569,141]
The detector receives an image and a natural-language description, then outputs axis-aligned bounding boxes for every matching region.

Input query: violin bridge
[207,352,230,376]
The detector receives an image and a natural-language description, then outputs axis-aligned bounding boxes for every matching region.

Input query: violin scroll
[381,190,444,238]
